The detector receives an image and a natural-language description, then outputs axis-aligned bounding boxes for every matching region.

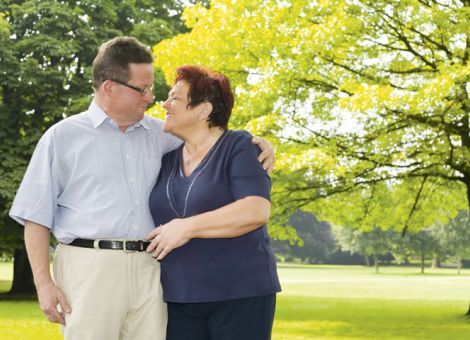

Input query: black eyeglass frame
[110,79,154,96]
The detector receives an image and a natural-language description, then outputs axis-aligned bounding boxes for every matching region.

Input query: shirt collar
[87,100,109,129]
[87,100,151,131]
[136,117,151,130]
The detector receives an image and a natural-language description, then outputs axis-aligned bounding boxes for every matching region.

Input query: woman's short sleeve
[228,131,271,201]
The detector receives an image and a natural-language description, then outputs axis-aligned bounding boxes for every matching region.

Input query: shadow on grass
[0,292,37,301]
[278,263,470,275]
[278,263,366,271]
[372,271,470,277]
[0,279,36,301]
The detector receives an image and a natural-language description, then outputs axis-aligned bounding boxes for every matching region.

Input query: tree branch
[384,66,437,74]
[372,5,437,69]
[322,56,408,90]
[407,25,453,61]
[401,176,428,236]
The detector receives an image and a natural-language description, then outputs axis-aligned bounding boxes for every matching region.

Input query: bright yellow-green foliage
[152,0,469,237]
[2,262,470,339]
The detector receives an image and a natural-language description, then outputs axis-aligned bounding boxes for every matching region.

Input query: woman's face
[162,80,200,135]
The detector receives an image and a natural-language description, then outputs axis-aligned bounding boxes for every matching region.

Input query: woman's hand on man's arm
[145,196,270,261]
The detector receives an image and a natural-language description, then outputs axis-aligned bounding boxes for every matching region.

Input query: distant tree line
[272,210,470,274]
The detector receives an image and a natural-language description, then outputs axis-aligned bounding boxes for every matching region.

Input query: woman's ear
[198,101,213,122]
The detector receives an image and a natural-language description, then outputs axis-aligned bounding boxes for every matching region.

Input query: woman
[147,65,281,340]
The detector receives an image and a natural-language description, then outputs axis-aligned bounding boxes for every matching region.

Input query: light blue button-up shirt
[9,100,181,243]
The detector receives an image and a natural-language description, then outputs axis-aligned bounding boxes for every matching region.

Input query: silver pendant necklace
[166,131,230,218]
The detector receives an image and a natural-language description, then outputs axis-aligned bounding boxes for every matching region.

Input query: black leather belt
[68,238,151,252]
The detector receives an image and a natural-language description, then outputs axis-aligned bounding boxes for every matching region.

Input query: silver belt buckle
[123,240,137,253]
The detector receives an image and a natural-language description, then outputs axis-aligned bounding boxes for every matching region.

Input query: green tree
[332,226,398,273]
[0,0,185,294]
[399,229,441,274]
[152,0,469,235]
[272,211,336,263]
[431,210,470,274]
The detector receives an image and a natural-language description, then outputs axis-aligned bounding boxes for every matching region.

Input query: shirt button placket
[125,133,141,237]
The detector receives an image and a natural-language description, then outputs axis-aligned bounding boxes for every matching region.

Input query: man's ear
[198,101,213,122]
[102,80,114,98]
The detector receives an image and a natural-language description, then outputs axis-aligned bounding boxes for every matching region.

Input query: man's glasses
[110,79,154,96]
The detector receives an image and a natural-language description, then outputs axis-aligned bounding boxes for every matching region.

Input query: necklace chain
[183,131,223,166]
[167,131,230,218]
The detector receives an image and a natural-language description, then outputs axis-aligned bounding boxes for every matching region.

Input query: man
[9,36,274,340]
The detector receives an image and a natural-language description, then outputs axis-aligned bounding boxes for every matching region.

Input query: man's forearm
[24,221,54,288]
[24,221,71,324]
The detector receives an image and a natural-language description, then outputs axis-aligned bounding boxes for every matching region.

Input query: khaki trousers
[53,244,167,340]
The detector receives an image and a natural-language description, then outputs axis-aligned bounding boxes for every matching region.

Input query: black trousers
[166,294,276,340]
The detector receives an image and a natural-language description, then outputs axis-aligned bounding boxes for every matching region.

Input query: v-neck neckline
[178,130,228,179]
[166,130,230,218]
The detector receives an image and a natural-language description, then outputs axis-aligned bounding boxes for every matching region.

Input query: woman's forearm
[146,196,270,260]
[185,196,270,238]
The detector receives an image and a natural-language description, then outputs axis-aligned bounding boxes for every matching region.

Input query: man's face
[111,63,154,125]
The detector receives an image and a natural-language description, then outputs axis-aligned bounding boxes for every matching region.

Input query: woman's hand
[145,219,192,260]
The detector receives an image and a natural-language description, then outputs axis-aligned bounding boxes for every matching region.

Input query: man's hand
[252,136,275,174]
[36,281,71,325]
[24,221,71,325]
[145,219,192,261]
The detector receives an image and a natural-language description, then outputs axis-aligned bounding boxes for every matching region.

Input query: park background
[0,0,469,339]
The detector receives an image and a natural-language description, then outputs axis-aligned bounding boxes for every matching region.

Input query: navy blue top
[149,130,281,303]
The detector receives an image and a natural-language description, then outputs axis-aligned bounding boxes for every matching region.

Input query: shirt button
[135,201,139,205]
[130,178,134,182]
[126,154,130,159]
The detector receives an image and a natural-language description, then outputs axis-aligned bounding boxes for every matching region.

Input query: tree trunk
[431,256,440,269]
[373,254,379,273]
[8,248,35,295]
[457,258,462,275]
[420,253,425,274]
[465,176,470,216]
[464,179,470,316]
[364,255,370,266]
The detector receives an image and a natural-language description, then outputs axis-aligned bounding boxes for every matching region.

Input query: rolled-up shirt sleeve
[9,128,61,229]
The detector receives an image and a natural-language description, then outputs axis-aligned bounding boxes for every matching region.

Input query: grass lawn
[1,262,470,339]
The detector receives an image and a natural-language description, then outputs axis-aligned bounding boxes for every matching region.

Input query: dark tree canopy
[0,0,187,293]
